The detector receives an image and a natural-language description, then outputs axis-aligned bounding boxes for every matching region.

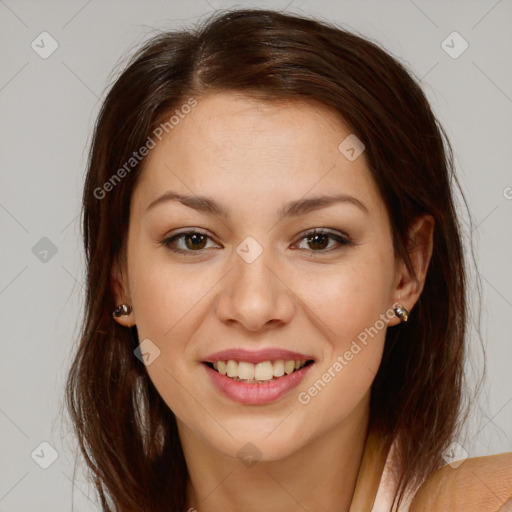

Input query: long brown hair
[65,8,481,511]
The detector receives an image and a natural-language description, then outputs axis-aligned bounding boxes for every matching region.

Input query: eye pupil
[185,233,207,250]
[308,233,329,250]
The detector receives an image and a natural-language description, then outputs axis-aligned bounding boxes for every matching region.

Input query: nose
[215,250,296,333]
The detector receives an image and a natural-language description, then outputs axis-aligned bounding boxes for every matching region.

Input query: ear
[388,214,435,326]
[111,256,135,328]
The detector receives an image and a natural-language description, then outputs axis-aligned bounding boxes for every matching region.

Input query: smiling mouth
[203,359,315,383]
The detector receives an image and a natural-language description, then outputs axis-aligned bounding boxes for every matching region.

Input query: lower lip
[203,362,314,405]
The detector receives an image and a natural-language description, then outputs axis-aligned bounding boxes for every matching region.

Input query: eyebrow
[146,190,370,218]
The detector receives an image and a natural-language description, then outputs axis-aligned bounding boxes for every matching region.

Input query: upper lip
[204,348,316,365]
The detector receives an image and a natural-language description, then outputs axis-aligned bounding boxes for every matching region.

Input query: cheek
[294,249,393,405]
[128,247,204,341]
[296,337,383,443]
[297,297,390,428]
[297,248,394,344]
[126,253,218,414]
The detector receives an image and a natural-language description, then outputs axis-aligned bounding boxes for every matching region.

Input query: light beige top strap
[349,430,393,512]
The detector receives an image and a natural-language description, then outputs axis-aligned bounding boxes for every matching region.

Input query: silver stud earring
[112,304,132,319]
[393,303,409,322]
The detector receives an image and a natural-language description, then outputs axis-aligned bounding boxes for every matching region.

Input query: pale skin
[112,91,434,512]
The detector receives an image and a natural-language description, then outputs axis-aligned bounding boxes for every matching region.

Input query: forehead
[131,92,384,218]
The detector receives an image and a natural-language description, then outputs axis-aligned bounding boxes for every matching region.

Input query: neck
[179,392,373,512]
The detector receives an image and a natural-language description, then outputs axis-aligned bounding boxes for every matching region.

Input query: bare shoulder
[409,451,512,512]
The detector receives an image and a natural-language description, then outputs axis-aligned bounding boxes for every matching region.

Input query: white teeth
[284,360,296,375]
[217,360,227,375]
[254,361,274,381]
[226,360,238,377]
[238,361,255,380]
[211,359,310,381]
[273,359,285,377]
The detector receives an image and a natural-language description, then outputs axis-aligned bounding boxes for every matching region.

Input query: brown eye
[183,233,207,250]
[162,230,217,254]
[295,229,351,253]
[306,232,330,251]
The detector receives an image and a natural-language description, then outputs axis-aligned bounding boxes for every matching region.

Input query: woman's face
[113,91,411,460]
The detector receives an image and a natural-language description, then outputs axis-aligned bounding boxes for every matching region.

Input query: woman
[65,8,512,512]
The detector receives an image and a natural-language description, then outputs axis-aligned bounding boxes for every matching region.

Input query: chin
[199,418,309,464]
[214,435,302,464]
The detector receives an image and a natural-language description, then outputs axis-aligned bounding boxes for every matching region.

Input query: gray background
[1,0,511,510]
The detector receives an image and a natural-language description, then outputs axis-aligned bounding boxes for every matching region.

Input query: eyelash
[160,228,351,256]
